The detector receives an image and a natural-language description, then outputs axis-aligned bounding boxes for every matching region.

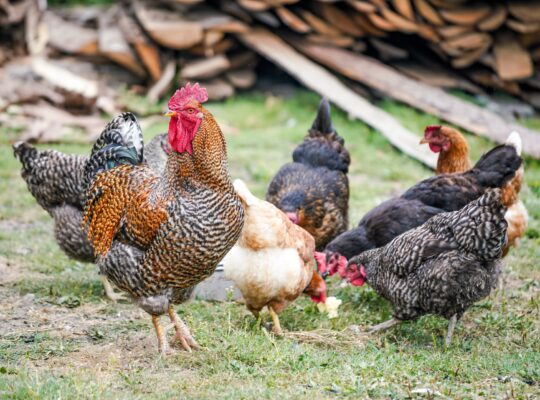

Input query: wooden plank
[44,12,99,56]
[237,28,437,168]
[290,38,540,159]
[493,32,533,81]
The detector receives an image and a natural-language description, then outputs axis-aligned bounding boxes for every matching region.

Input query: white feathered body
[223,180,316,314]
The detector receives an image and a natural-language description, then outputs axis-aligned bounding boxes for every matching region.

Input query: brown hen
[266,98,350,250]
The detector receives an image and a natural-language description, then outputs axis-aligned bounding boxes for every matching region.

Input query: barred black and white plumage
[13,115,169,298]
[347,189,507,345]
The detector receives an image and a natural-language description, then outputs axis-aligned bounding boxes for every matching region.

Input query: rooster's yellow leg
[100,275,126,302]
[168,306,200,352]
[152,315,170,355]
[268,306,283,335]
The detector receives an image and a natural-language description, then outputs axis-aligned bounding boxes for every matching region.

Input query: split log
[292,39,540,158]
[43,11,99,56]
[238,28,437,168]
[180,54,231,80]
[98,7,146,78]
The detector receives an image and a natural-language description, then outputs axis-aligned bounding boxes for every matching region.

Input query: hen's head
[420,125,467,154]
[344,256,367,287]
[165,82,209,154]
[304,272,327,303]
[315,251,348,279]
[280,190,324,230]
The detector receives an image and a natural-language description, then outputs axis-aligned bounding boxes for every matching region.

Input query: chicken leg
[268,306,283,335]
[168,306,200,352]
[152,315,170,355]
[100,275,126,302]
[368,317,401,333]
[445,314,458,347]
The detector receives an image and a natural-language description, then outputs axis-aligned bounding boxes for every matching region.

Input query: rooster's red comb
[168,82,209,110]
[424,125,441,138]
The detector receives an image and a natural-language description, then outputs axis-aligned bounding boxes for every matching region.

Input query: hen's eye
[187,108,195,114]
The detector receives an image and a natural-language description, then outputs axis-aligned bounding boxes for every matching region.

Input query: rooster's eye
[187,108,195,114]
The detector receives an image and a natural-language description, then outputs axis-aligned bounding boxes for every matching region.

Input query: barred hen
[318,133,522,278]
[13,126,168,300]
[223,179,327,335]
[345,189,508,345]
[421,126,527,256]
[83,83,244,354]
[266,98,350,250]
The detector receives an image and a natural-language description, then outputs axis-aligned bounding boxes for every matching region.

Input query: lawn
[0,91,539,399]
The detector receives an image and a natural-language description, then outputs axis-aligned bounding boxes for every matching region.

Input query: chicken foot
[445,314,458,347]
[100,275,126,302]
[152,315,170,355]
[368,317,402,333]
[268,306,283,336]
[168,306,200,352]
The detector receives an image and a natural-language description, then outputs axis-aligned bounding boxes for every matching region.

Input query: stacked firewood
[2,0,540,144]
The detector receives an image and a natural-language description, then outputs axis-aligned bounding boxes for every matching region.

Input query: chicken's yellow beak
[164,110,176,117]
[419,138,429,145]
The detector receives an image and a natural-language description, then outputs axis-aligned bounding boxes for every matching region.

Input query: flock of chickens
[13,82,527,354]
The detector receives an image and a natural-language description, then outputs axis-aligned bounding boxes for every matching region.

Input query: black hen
[318,138,521,277]
[266,98,350,250]
[345,189,507,345]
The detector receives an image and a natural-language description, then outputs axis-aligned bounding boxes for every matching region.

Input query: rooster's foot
[152,315,171,355]
[168,306,200,352]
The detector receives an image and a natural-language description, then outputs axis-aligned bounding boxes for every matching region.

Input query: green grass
[1,91,539,399]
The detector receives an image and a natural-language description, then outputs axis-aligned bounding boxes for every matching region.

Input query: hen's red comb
[424,125,441,138]
[168,82,208,110]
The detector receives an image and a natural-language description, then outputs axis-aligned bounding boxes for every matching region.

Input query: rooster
[318,133,522,277]
[345,189,508,346]
[420,126,527,256]
[83,83,244,354]
[12,126,168,301]
[266,98,350,250]
[223,179,327,335]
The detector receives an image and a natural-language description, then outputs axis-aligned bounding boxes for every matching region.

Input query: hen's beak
[419,137,429,144]
[164,110,175,117]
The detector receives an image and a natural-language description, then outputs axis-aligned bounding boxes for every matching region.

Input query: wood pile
[1,0,540,158]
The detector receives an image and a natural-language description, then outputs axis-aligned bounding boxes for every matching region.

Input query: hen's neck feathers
[436,128,471,175]
[164,108,233,192]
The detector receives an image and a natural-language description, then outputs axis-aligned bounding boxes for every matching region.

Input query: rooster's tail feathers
[84,113,144,191]
[311,97,334,135]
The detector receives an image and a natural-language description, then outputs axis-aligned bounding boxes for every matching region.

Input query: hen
[420,125,527,256]
[345,189,508,345]
[318,133,522,277]
[13,125,168,300]
[83,83,244,354]
[266,98,350,250]
[223,179,327,335]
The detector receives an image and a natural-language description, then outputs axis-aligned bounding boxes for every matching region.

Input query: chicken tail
[435,189,508,260]
[292,98,350,173]
[12,141,38,169]
[84,112,144,191]
[233,179,258,206]
[311,97,334,134]
[471,134,522,189]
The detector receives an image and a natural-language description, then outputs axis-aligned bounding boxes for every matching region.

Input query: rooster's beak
[419,138,429,144]
[164,110,175,117]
